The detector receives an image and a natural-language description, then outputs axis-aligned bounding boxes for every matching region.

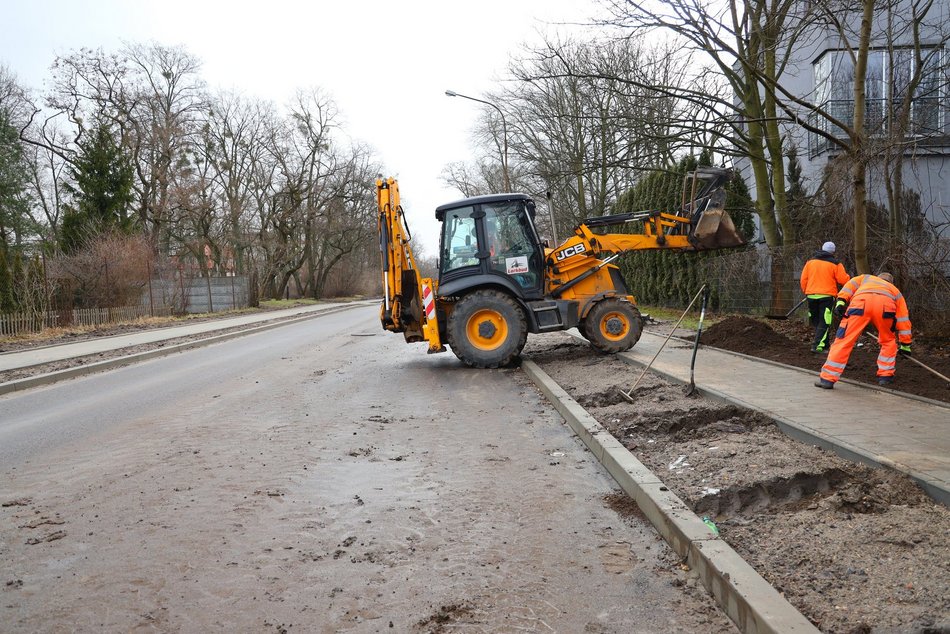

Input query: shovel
[685,286,710,396]
[865,333,950,385]
[766,296,807,320]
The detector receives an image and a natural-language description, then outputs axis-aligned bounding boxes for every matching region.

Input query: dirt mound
[699,315,950,403]
[701,315,797,356]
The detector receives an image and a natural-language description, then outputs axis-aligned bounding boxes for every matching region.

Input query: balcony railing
[807,98,945,158]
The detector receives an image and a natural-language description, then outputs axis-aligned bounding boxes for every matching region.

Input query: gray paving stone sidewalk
[0,303,357,372]
[612,331,950,506]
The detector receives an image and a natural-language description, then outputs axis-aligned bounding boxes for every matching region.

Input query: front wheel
[446,290,527,368]
[581,299,642,353]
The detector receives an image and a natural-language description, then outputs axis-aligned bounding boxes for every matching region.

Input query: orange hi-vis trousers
[819,293,899,384]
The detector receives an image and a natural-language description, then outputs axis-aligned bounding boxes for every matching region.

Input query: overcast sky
[2,0,605,255]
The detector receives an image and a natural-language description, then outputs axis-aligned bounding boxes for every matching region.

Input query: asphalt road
[0,305,732,632]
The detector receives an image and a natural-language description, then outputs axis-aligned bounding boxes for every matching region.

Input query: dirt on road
[1,311,739,633]
[523,325,950,634]
[0,309,323,385]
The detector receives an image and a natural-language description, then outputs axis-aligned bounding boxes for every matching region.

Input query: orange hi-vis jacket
[800,252,850,297]
[837,275,913,344]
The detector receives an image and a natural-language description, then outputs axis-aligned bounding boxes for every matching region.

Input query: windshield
[439,199,542,291]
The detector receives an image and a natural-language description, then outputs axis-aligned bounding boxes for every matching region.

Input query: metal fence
[0,275,250,337]
[702,243,812,315]
[150,275,250,315]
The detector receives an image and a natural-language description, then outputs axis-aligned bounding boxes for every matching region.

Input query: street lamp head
[445,90,458,97]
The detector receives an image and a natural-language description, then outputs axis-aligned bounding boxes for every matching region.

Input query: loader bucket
[689,188,745,250]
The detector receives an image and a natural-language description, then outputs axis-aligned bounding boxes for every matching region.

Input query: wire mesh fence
[701,243,813,316]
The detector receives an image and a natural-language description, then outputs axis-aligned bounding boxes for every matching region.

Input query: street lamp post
[445,89,510,192]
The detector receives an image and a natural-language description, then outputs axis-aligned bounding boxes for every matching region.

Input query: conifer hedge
[612,155,755,310]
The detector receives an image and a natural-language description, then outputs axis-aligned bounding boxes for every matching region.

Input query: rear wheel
[582,299,642,353]
[447,290,527,368]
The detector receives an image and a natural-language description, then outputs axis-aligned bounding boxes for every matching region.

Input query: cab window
[441,206,479,272]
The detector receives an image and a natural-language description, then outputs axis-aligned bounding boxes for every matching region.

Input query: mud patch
[416,602,475,632]
[576,387,635,408]
[604,491,648,524]
[626,405,769,440]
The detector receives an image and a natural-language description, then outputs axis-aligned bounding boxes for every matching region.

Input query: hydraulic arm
[376,177,443,353]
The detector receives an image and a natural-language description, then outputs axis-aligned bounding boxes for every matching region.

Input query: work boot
[878,376,894,386]
[814,379,834,390]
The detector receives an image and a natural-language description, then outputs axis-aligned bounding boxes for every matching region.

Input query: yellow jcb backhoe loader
[377,167,745,368]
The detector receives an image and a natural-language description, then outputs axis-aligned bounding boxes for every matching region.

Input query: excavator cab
[436,193,545,299]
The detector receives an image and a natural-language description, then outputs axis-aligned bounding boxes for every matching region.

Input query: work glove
[899,344,912,357]
[833,300,847,318]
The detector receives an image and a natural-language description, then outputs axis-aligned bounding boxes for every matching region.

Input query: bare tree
[201,91,274,274]
[302,143,380,299]
[796,0,950,272]
[122,43,207,248]
[598,0,819,248]
[256,89,340,299]
[11,42,388,307]
[45,43,207,248]
[450,36,700,238]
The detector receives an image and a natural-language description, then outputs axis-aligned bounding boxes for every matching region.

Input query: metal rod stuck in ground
[620,284,708,403]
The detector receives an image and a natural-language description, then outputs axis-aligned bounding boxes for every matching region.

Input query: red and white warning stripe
[422,282,436,322]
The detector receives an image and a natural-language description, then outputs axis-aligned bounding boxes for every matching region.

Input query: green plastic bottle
[702,516,720,535]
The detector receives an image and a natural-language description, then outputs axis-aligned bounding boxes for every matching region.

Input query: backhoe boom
[376,177,444,353]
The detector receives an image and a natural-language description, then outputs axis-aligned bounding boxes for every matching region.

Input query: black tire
[581,299,642,353]
[446,290,528,368]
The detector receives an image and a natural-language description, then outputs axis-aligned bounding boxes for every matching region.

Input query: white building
[738,0,950,238]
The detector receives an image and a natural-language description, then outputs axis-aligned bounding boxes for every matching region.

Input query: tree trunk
[851,0,875,274]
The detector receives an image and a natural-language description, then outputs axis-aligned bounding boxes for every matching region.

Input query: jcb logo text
[555,244,586,261]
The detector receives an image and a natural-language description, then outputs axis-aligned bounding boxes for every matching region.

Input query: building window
[809,47,946,157]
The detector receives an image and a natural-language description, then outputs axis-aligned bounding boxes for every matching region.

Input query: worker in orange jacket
[815,272,913,389]
[800,241,850,353]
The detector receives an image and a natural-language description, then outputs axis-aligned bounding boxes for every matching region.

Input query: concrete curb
[0,303,362,396]
[521,358,820,634]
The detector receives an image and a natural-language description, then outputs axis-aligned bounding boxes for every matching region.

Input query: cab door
[481,200,544,297]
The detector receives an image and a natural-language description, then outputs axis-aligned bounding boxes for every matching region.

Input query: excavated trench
[523,334,949,634]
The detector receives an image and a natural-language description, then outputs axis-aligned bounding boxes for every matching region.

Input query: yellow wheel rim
[599,311,630,342]
[466,308,508,351]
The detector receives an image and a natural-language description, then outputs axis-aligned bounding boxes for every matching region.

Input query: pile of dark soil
[700,315,950,403]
